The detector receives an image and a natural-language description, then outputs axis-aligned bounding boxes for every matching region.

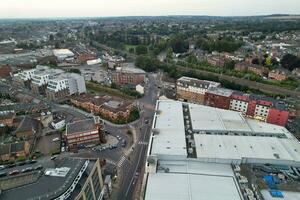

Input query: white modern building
[53,49,75,62]
[143,100,300,200]
[31,68,64,94]
[46,73,86,100]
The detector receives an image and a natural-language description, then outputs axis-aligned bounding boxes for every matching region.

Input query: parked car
[0,165,6,171]
[21,167,33,173]
[9,170,20,176]
[121,139,127,147]
[26,160,37,164]
[7,163,16,168]
[17,161,26,166]
[52,137,60,142]
[35,165,43,170]
[0,172,7,178]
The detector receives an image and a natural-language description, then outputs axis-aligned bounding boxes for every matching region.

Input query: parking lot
[36,132,61,156]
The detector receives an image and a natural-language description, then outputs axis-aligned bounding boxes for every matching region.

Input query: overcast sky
[0,0,299,18]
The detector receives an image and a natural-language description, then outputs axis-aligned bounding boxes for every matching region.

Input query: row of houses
[14,65,86,100]
[176,76,289,126]
[235,62,290,81]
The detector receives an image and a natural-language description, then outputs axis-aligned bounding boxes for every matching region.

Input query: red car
[9,170,20,176]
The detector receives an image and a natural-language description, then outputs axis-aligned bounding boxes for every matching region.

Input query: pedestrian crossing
[138,141,148,145]
[117,156,127,168]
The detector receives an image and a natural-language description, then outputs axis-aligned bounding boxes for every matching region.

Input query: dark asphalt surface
[116,73,161,200]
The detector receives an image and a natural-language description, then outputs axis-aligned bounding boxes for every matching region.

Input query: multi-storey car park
[142,100,300,200]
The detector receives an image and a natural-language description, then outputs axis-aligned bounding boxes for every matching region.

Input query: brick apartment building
[232,93,289,126]
[0,65,12,78]
[234,62,268,77]
[65,117,104,150]
[111,66,146,87]
[71,94,134,122]
[204,87,233,110]
[176,76,221,104]
[268,69,288,81]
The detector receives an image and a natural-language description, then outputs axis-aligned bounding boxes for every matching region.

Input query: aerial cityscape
[0,1,300,200]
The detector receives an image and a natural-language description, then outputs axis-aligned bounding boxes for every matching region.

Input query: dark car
[17,161,26,166]
[121,139,127,147]
[26,160,37,164]
[35,165,43,170]
[7,163,16,168]
[0,172,7,178]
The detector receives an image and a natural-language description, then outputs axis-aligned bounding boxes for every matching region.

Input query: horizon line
[0,13,299,20]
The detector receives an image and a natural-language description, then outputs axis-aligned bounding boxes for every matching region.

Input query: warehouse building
[143,100,300,200]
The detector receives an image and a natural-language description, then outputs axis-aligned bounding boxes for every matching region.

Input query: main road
[116,72,161,200]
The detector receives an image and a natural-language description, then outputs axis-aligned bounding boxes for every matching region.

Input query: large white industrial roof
[194,134,300,164]
[53,49,74,57]
[151,101,186,157]
[150,100,300,164]
[189,103,290,136]
[145,161,242,200]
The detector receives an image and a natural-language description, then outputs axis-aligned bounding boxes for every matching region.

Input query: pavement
[115,72,162,200]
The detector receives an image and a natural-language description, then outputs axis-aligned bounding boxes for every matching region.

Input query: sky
[0,0,299,19]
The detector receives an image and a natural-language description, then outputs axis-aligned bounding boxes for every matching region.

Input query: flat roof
[150,100,300,164]
[194,134,300,163]
[189,104,289,136]
[1,158,88,200]
[66,118,97,135]
[145,161,242,200]
[151,101,186,157]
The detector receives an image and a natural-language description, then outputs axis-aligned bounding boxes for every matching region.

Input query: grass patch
[86,81,137,100]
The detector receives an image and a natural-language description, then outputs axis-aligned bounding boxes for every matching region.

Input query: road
[116,72,161,200]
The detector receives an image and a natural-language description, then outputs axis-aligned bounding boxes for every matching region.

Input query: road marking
[117,156,127,168]
[138,141,148,145]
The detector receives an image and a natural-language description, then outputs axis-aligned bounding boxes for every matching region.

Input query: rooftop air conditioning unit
[152,129,160,135]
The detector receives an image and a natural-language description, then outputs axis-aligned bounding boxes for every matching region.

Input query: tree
[49,34,54,42]
[135,56,158,72]
[68,69,81,74]
[281,54,300,71]
[135,45,148,55]
[170,34,189,53]
[252,58,260,65]
[224,60,235,70]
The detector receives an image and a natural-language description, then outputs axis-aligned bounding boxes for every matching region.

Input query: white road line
[117,156,127,168]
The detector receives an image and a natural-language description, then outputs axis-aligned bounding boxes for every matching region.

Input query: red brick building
[234,63,248,72]
[71,94,134,122]
[267,109,289,127]
[65,117,104,150]
[268,69,288,81]
[248,65,268,77]
[111,67,146,86]
[0,65,12,78]
[204,87,233,110]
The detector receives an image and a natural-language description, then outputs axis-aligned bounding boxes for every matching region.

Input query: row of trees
[196,37,243,53]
